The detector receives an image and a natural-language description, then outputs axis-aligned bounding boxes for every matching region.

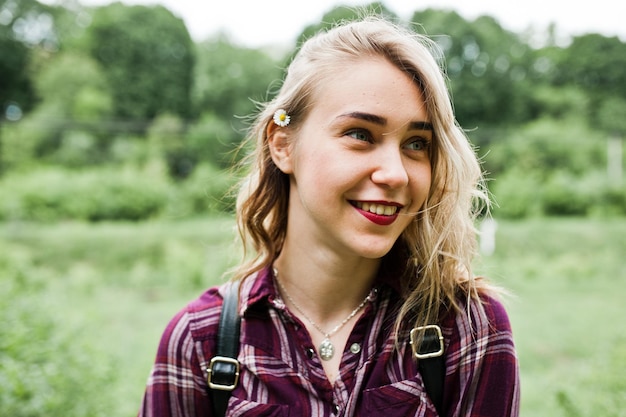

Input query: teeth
[355,202,398,216]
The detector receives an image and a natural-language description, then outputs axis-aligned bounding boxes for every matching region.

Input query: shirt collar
[238,266,277,315]
[237,265,403,316]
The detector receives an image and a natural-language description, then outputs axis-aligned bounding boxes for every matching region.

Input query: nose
[370,145,409,189]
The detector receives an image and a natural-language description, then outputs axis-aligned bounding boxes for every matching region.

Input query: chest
[225,307,440,417]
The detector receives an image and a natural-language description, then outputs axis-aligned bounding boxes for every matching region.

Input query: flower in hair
[273,109,291,127]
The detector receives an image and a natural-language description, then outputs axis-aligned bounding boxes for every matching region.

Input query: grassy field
[1,217,625,416]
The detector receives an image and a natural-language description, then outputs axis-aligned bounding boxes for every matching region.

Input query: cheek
[410,165,433,206]
[294,143,349,182]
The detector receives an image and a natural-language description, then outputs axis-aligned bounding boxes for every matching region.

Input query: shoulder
[442,292,520,416]
[442,291,517,364]
[447,291,513,336]
[157,285,226,354]
[475,292,514,335]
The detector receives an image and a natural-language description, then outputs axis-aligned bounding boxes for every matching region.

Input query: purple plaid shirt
[139,267,519,416]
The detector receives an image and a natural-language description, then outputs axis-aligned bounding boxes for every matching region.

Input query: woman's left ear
[267,123,294,174]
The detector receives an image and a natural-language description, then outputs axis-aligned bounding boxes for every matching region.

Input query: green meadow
[1,216,624,416]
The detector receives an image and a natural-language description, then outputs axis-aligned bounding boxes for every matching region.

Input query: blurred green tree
[410,9,536,130]
[550,33,626,130]
[554,34,626,100]
[0,0,56,118]
[147,113,195,179]
[193,35,283,132]
[485,117,605,180]
[185,112,240,169]
[87,3,194,124]
[297,2,399,45]
[597,96,626,186]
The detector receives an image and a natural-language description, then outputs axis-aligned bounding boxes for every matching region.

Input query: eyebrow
[337,111,433,131]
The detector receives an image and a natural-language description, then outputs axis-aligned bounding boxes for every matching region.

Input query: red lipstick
[352,201,402,226]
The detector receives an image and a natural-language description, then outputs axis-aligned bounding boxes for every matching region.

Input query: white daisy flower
[273,109,291,127]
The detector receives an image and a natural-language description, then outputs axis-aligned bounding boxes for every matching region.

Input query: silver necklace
[273,268,371,361]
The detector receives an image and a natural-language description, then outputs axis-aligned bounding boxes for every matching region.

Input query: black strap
[209,281,241,417]
[209,283,445,416]
[412,325,446,415]
[419,352,445,415]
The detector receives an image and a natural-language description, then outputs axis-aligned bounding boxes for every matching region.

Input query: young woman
[139,17,519,417]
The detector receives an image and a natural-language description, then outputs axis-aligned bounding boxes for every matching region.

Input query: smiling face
[270,57,433,261]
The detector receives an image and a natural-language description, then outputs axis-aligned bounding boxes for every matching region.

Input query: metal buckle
[207,356,240,391]
[410,324,444,360]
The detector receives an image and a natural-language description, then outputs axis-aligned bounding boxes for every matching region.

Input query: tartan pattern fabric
[139,267,519,416]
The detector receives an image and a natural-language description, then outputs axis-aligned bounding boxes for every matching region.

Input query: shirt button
[306,348,315,359]
[349,343,361,354]
[332,403,340,414]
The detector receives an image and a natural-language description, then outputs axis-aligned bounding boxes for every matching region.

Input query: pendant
[319,338,335,361]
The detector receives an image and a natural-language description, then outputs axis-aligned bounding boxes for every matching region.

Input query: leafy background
[1,1,625,415]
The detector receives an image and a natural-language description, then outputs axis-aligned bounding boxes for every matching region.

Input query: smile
[352,201,400,216]
[351,201,402,226]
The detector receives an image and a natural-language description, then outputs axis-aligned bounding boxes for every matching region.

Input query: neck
[273,241,380,323]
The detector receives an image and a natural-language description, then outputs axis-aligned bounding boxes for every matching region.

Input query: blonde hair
[233,17,494,339]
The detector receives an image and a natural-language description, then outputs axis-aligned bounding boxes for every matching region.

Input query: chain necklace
[273,268,371,361]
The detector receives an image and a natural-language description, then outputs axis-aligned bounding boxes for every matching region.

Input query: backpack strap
[208,283,446,416]
[207,281,241,417]
[410,324,446,415]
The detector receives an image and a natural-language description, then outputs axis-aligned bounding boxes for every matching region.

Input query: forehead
[308,57,429,124]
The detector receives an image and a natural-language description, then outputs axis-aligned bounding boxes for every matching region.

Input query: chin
[354,242,396,260]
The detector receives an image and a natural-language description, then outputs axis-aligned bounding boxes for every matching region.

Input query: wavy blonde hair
[232,17,494,339]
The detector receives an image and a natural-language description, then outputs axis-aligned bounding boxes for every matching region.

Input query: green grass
[0,218,238,416]
[475,218,626,416]
[1,217,625,416]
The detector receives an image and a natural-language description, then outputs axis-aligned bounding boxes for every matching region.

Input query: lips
[351,201,402,226]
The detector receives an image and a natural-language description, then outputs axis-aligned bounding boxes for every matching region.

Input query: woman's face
[274,57,432,261]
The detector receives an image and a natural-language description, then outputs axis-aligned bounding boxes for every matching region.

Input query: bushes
[0,167,168,222]
[485,117,626,219]
[491,170,626,218]
[167,163,237,217]
[490,168,542,219]
[0,164,237,222]
[541,171,594,216]
[0,246,115,416]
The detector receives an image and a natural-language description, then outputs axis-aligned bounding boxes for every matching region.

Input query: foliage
[491,168,626,219]
[597,96,626,136]
[485,118,606,179]
[525,85,590,121]
[0,0,53,116]
[0,240,115,416]
[168,163,238,216]
[476,218,626,417]
[0,33,34,117]
[146,113,194,179]
[87,3,195,121]
[412,9,536,128]
[185,112,243,168]
[554,34,626,100]
[0,163,237,222]
[0,167,169,222]
[489,168,542,219]
[193,36,283,130]
[485,118,626,218]
[296,2,400,45]
[540,171,596,216]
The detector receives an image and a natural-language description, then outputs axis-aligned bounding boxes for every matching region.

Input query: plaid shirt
[139,267,519,416]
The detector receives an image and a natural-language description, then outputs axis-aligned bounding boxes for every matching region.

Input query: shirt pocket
[360,378,439,416]
[227,397,290,417]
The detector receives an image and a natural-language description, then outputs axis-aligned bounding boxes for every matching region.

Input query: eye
[346,129,372,142]
[404,137,431,152]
